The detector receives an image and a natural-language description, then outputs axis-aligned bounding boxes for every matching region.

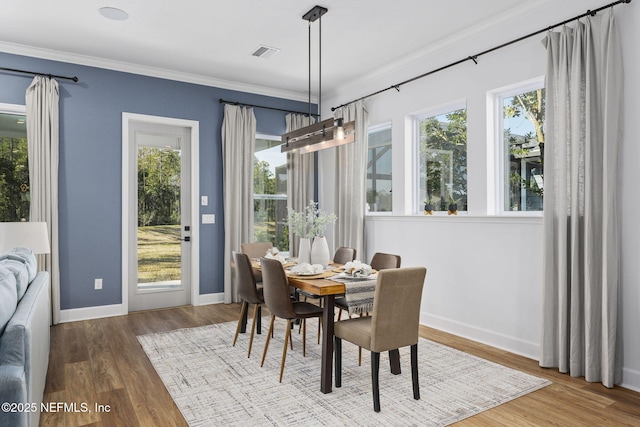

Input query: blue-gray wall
[0,51,313,310]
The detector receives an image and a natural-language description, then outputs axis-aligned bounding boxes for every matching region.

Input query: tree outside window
[254,136,288,251]
[367,124,392,213]
[416,108,468,212]
[503,87,545,212]
[0,112,29,222]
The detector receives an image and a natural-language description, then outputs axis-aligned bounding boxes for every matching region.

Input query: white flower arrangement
[287,200,337,239]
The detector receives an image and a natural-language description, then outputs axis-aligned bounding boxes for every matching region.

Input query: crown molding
[0,41,314,103]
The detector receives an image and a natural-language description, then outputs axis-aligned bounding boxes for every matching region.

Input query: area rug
[138,321,550,426]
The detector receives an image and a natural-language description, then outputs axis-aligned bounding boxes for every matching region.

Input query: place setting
[329,260,377,283]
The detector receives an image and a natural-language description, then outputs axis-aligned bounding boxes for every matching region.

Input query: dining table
[248,259,402,394]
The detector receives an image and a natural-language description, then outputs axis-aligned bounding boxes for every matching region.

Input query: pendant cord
[318,14,322,120]
[308,21,311,118]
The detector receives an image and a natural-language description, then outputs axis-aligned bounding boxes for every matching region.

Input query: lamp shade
[0,222,50,254]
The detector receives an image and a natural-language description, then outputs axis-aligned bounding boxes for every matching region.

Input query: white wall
[320,0,640,391]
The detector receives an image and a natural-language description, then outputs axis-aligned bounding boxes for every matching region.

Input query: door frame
[121,112,200,313]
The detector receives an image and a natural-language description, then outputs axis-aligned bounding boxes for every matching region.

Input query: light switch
[201,196,208,206]
[202,214,215,224]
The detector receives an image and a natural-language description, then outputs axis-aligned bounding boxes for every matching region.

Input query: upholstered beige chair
[259,257,324,382]
[333,246,357,264]
[232,252,264,358]
[241,241,273,282]
[334,266,426,412]
[240,241,273,258]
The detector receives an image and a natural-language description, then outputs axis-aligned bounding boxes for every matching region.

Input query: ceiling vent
[251,45,280,59]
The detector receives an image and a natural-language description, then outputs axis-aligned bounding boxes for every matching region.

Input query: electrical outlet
[95,278,103,290]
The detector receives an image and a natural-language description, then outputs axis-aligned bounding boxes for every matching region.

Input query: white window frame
[489,77,545,216]
[412,100,467,216]
[366,122,393,216]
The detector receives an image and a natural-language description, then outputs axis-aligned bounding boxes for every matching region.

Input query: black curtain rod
[0,66,78,82]
[218,98,320,117]
[331,0,632,112]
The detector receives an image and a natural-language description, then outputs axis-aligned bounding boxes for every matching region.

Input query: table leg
[320,294,335,394]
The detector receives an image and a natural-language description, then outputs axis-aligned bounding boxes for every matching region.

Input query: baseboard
[195,292,225,305]
[420,312,539,360]
[422,312,640,393]
[59,303,126,323]
[59,292,225,323]
[621,367,640,392]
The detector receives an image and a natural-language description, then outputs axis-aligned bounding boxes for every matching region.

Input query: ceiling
[0,1,559,101]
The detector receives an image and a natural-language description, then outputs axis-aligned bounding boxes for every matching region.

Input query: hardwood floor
[41,304,640,426]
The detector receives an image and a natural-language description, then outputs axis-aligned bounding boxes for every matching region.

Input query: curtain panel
[26,76,60,325]
[540,10,622,388]
[285,113,316,255]
[333,101,368,260]
[222,105,256,303]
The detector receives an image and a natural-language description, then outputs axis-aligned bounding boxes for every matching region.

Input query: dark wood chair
[334,267,427,412]
[259,257,323,382]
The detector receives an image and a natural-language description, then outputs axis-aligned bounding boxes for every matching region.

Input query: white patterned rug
[138,320,550,426]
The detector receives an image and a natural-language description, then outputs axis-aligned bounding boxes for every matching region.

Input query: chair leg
[389,349,401,375]
[290,322,295,350]
[233,301,248,346]
[337,307,343,321]
[411,343,420,400]
[260,315,275,367]
[335,336,342,387]
[372,352,381,412]
[280,319,292,382]
[359,347,362,366]
[257,305,262,334]
[247,303,259,358]
[302,318,306,357]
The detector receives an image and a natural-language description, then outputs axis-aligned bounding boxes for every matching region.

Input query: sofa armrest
[0,364,28,427]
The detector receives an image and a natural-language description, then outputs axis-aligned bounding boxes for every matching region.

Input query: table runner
[330,274,377,315]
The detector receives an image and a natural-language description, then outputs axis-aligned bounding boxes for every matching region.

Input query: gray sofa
[0,247,50,427]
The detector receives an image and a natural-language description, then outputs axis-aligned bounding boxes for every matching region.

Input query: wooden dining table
[248,260,344,393]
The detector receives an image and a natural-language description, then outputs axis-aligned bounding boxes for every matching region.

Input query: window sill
[365,214,543,225]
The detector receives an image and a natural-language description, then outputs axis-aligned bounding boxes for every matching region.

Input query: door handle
[179,236,191,242]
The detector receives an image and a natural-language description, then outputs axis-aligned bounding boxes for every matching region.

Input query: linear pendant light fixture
[281,5,355,154]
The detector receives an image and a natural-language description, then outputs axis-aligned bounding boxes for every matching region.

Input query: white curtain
[222,104,256,303]
[26,76,60,325]
[286,113,316,255]
[540,10,622,388]
[333,100,368,260]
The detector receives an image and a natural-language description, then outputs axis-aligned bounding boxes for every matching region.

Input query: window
[500,85,545,212]
[254,134,288,250]
[0,108,29,222]
[415,106,467,213]
[367,123,392,213]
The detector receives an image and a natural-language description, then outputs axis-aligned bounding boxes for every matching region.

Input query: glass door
[127,121,191,311]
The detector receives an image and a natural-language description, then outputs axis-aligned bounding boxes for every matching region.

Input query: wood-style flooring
[41,304,640,426]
